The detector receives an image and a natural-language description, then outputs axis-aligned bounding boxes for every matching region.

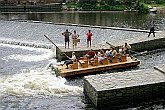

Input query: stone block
[84,68,165,108]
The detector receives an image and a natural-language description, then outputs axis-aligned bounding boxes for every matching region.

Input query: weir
[56,31,165,61]
[0,20,164,61]
[84,64,165,108]
[9,20,162,33]
[0,40,52,49]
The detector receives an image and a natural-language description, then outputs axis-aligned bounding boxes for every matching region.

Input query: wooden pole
[44,35,68,57]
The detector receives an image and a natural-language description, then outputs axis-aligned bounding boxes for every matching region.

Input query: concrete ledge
[56,31,165,61]
[131,37,165,52]
[84,68,165,108]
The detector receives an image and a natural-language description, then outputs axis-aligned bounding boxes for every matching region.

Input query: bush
[65,1,150,13]
[139,3,149,13]
[155,0,165,4]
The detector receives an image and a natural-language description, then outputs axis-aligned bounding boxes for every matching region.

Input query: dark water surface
[0,11,165,30]
[0,12,165,110]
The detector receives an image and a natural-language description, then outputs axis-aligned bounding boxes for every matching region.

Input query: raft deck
[57,56,140,77]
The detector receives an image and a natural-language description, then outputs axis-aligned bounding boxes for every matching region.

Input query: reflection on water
[0,12,165,30]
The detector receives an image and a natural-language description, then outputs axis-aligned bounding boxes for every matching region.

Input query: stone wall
[96,82,165,108]
[56,36,165,61]
[84,69,165,108]
[56,46,88,61]
[131,37,165,52]
[56,31,165,62]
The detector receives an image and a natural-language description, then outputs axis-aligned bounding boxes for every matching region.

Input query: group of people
[86,44,129,63]
[62,23,155,50]
[62,29,93,49]
[62,42,131,69]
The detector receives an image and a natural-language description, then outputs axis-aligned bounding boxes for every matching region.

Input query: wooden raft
[56,56,140,77]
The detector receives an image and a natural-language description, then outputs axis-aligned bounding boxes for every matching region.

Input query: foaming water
[0,40,52,49]
[0,67,82,97]
[4,53,51,62]
[0,44,82,98]
[0,43,52,52]
[1,44,55,62]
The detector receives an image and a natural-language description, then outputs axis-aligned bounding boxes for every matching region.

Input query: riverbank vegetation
[65,0,165,13]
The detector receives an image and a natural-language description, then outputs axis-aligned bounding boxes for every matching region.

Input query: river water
[0,12,165,110]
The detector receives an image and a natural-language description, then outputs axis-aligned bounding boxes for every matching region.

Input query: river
[0,11,165,110]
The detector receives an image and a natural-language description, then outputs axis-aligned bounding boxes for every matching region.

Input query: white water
[1,43,54,62]
[0,44,83,97]
[0,69,82,97]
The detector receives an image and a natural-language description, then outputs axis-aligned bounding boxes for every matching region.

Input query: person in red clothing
[86,49,96,60]
[86,30,93,47]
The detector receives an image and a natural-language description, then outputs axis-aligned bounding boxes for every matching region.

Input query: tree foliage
[66,0,164,13]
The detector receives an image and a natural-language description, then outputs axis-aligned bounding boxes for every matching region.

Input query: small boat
[54,55,140,77]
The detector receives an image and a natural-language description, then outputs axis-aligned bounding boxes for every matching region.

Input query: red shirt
[86,32,92,41]
[87,51,96,58]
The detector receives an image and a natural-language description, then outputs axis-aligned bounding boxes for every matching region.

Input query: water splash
[1,44,55,62]
[0,40,52,49]
[0,68,82,97]
[0,43,82,97]
[5,54,51,62]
